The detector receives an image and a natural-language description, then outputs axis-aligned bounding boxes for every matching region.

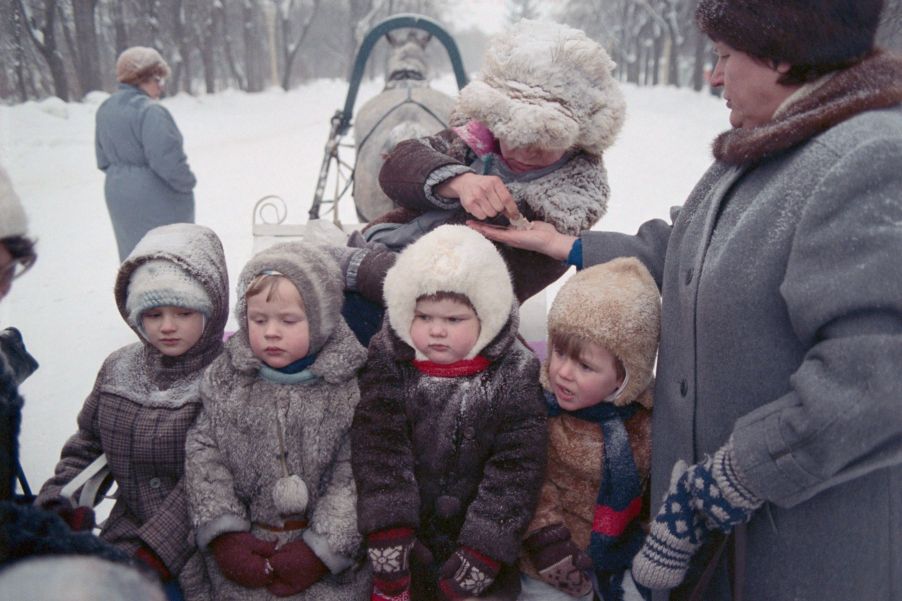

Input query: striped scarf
[545,391,644,601]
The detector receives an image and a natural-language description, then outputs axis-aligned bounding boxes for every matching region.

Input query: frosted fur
[382,225,514,359]
[452,19,625,157]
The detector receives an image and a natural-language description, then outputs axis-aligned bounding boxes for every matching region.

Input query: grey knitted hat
[125,259,213,327]
[0,165,27,241]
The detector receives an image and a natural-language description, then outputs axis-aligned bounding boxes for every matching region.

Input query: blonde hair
[550,329,626,382]
[246,273,305,309]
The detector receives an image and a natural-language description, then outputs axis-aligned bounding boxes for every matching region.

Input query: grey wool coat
[37,223,229,601]
[185,243,370,601]
[582,52,902,600]
[96,83,196,261]
[351,307,548,599]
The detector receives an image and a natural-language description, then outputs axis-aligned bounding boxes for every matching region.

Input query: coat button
[680,379,688,397]
[149,477,161,489]
[685,267,694,285]
[463,426,476,439]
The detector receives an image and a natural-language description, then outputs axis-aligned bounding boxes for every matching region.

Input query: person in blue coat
[97,47,196,262]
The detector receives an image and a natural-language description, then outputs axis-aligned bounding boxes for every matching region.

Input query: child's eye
[177,310,194,317]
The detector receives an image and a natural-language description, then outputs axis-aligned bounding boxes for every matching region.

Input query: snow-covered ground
[1,74,727,492]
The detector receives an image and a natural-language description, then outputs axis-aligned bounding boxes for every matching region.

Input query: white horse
[353,29,456,222]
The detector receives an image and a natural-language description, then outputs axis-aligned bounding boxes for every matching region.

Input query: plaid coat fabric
[37,224,228,601]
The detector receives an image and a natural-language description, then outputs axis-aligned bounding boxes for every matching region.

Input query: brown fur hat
[543,258,660,407]
[116,46,171,85]
[696,0,883,78]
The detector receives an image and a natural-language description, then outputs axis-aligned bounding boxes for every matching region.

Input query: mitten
[267,539,329,597]
[632,438,763,590]
[367,527,415,601]
[135,544,173,581]
[438,546,501,600]
[210,531,278,588]
[523,524,593,597]
[41,497,96,532]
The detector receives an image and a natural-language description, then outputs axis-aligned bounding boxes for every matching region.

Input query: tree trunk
[112,0,129,55]
[16,0,70,101]
[279,0,320,91]
[243,0,264,92]
[73,0,102,95]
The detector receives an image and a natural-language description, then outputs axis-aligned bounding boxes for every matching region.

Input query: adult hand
[266,539,328,597]
[438,546,500,600]
[467,219,577,261]
[523,523,593,597]
[210,531,277,589]
[632,438,762,590]
[436,173,518,221]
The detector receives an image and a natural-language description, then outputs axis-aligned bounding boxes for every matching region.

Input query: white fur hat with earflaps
[0,165,28,241]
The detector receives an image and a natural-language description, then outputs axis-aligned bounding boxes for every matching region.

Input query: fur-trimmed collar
[713,51,902,165]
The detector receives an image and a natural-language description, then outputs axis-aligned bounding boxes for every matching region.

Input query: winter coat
[352,307,548,600]
[96,83,196,261]
[185,243,370,601]
[581,51,902,600]
[1,327,37,502]
[375,128,610,303]
[36,224,228,601]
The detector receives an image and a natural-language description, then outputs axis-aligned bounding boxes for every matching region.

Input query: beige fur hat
[544,257,661,407]
[0,165,27,241]
[383,225,515,360]
[116,46,171,85]
[453,19,626,157]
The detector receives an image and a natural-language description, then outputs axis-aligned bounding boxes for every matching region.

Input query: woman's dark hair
[2,235,37,268]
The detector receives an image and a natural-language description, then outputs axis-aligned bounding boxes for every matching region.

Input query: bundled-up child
[351,225,548,601]
[519,258,660,601]
[184,242,369,601]
[37,223,230,600]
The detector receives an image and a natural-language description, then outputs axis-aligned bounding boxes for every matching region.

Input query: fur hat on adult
[0,165,27,241]
[235,242,344,358]
[696,0,884,81]
[383,224,515,360]
[452,19,626,157]
[116,46,171,85]
[544,257,660,407]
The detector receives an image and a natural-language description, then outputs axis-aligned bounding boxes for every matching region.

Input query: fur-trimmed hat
[544,258,660,407]
[453,19,625,157]
[116,46,171,85]
[383,225,514,359]
[236,242,344,357]
[696,0,883,73]
[125,260,213,327]
[0,165,27,241]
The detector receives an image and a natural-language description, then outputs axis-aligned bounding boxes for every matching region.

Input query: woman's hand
[435,173,518,220]
[467,220,577,261]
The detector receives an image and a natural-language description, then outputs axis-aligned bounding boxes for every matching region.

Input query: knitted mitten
[438,546,501,600]
[523,524,593,597]
[367,527,415,601]
[267,539,329,596]
[319,243,368,290]
[632,438,763,590]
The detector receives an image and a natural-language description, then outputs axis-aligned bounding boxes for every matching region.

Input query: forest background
[4,0,902,104]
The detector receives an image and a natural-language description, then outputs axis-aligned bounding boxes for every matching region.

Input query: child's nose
[160,316,177,332]
[429,322,446,337]
[558,359,575,379]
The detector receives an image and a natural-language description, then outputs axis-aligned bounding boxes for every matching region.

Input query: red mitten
[438,546,501,600]
[266,539,329,597]
[210,531,277,588]
[135,545,173,582]
[42,497,96,532]
[367,527,415,601]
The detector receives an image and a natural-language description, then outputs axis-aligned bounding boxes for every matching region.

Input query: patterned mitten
[267,539,329,596]
[632,438,763,590]
[210,531,278,588]
[523,524,593,597]
[367,527,415,601]
[438,546,501,600]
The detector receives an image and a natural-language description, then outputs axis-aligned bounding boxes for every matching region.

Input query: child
[518,258,660,601]
[36,223,229,600]
[351,225,548,601]
[340,18,626,322]
[184,242,369,601]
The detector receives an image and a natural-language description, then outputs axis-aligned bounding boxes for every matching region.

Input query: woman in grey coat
[97,47,196,262]
[472,2,902,600]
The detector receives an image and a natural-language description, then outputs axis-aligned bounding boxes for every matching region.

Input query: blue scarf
[545,391,645,601]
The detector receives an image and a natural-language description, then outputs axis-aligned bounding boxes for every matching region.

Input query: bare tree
[15,0,71,100]
[71,0,102,94]
[274,0,321,91]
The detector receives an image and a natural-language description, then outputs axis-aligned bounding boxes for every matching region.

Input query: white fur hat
[383,225,514,359]
[125,259,212,327]
[0,165,28,240]
[454,19,626,156]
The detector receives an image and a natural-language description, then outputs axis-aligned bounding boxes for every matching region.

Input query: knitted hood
[543,258,660,407]
[452,19,625,157]
[0,165,27,241]
[114,223,229,370]
[383,225,515,359]
[234,242,345,360]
